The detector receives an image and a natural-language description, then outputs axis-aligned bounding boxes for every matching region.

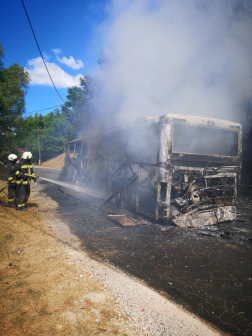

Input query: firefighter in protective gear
[6,154,18,207]
[13,152,37,211]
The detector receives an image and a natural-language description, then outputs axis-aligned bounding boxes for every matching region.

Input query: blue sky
[1,0,110,116]
[1,0,252,123]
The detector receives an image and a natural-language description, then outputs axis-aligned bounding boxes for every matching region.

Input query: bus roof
[69,114,242,143]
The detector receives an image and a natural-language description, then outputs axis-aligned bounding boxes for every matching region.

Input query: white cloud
[52,48,61,54]
[52,49,84,70]
[42,52,49,61]
[26,57,83,88]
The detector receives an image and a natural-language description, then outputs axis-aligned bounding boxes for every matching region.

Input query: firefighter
[6,154,18,207]
[13,152,37,211]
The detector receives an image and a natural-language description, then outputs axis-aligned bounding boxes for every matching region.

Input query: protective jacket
[13,158,36,185]
[6,160,17,184]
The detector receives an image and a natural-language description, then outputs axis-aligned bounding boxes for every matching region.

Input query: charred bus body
[62,114,242,228]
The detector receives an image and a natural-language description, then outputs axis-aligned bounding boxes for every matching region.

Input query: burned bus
[61,114,242,228]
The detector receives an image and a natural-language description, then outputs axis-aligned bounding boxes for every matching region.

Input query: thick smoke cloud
[95,0,252,125]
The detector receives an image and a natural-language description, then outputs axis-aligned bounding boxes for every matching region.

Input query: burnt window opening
[75,141,82,156]
[160,182,167,201]
[227,177,235,186]
[106,124,159,165]
[173,124,238,156]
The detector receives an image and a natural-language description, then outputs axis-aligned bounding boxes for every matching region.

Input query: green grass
[15,280,29,288]
[38,305,51,316]
[27,288,42,300]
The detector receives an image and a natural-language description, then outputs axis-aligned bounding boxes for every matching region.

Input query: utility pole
[65,134,69,164]
[37,127,41,165]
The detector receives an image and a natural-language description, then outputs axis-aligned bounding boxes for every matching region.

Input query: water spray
[35,176,107,199]
[0,174,107,208]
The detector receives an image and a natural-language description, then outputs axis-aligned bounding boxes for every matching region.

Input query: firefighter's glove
[33,177,37,183]
[22,174,28,180]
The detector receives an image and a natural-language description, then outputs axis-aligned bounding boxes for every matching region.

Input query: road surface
[34,167,252,336]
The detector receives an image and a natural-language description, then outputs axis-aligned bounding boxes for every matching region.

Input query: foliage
[15,109,68,162]
[0,42,30,133]
[98,50,109,69]
[10,74,95,164]
[61,75,94,140]
[0,38,95,163]
[0,130,20,164]
[0,42,30,163]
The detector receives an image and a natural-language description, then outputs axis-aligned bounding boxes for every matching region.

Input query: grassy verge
[0,180,128,335]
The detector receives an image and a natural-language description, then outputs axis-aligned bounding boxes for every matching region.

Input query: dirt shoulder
[0,181,133,336]
[0,180,222,335]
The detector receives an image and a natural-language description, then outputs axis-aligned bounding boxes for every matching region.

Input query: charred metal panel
[169,165,237,225]
[158,124,172,163]
[156,124,172,221]
[171,153,241,164]
[173,206,236,228]
[216,206,236,222]
[173,209,218,228]
[62,114,242,228]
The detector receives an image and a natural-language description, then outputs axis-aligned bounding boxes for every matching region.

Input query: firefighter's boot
[17,205,27,211]
[8,200,16,208]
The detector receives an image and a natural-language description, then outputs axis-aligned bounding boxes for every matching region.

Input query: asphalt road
[34,167,252,336]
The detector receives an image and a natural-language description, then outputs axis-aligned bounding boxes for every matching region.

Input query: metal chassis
[64,115,242,224]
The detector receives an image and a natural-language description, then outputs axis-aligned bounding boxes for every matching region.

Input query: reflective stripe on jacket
[13,158,35,185]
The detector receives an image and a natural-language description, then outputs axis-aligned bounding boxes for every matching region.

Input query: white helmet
[8,154,18,161]
[22,152,33,160]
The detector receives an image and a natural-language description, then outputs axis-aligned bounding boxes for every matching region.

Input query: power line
[24,105,63,115]
[20,0,65,103]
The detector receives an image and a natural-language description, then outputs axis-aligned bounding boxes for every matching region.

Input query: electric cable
[20,0,65,103]
[24,105,62,115]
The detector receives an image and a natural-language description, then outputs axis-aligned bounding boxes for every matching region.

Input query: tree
[98,50,109,69]
[0,42,30,162]
[61,75,95,140]
[0,42,30,133]
[15,109,68,162]
[12,74,95,163]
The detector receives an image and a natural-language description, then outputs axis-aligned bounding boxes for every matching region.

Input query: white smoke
[94,0,252,124]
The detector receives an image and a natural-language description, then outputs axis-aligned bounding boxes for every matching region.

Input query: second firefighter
[6,154,18,207]
[13,152,37,211]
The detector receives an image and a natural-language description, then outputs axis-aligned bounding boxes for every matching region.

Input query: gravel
[32,182,221,336]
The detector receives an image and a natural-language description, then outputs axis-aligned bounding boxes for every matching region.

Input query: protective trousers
[8,183,16,207]
[17,184,30,209]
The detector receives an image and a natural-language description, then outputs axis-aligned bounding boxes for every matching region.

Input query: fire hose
[0,174,39,207]
[0,185,9,206]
